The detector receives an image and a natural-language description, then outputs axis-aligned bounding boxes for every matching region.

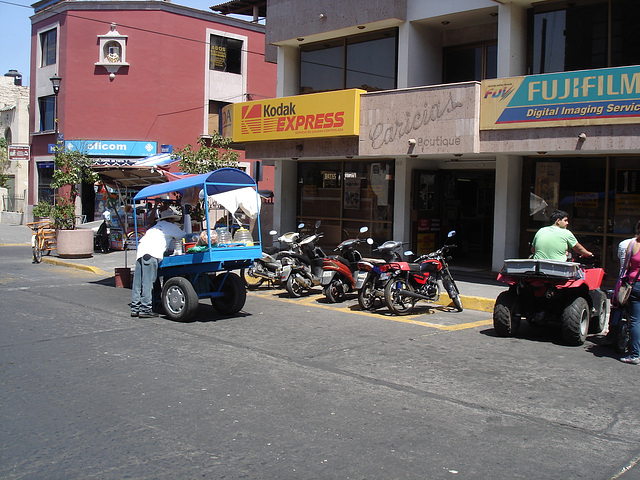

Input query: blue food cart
[133,168,262,321]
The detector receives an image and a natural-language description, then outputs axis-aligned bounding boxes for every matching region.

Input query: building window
[300,29,398,94]
[209,35,243,74]
[443,42,497,83]
[208,101,230,134]
[38,96,55,132]
[528,0,640,74]
[40,28,57,67]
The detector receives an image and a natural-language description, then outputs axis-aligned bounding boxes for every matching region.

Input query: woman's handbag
[617,240,640,307]
[617,278,635,306]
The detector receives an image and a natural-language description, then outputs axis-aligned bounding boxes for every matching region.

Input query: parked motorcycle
[285,221,327,298]
[321,226,368,303]
[242,224,304,289]
[493,255,607,346]
[384,231,463,315]
[355,238,406,310]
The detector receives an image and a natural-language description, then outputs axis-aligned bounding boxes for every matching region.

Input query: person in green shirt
[531,210,593,261]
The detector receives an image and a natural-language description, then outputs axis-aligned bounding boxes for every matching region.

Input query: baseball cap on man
[159,207,181,221]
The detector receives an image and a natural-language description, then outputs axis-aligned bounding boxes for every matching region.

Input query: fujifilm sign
[65,140,157,157]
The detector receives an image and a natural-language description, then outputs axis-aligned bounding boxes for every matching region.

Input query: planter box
[56,228,93,258]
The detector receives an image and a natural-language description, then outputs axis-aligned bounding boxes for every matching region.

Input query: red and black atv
[493,257,608,345]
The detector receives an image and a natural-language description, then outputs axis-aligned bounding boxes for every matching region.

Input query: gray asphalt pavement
[0,222,505,310]
[1,241,639,480]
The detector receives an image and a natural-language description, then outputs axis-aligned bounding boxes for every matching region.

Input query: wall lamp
[408,138,417,145]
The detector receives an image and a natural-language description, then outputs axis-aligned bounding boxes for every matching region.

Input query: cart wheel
[32,244,42,263]
[211,273,246,315]
[162,276,199,322]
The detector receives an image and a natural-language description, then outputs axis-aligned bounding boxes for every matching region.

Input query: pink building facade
[29,0,275,219]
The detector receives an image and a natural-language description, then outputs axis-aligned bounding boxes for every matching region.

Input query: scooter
[285,221,327,298]
[355,238,406,310]
[94,218,110,253]
[384,231,463,315]
[321,226,368,303]
[493,254,607,346]
[242,224,304,289]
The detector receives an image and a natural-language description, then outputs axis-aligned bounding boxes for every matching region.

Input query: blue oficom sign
[481,65,640,129]
[64,140,157,157]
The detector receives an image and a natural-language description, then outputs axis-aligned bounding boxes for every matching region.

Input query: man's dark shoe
[131,311,139,317]
[139,311,159,318]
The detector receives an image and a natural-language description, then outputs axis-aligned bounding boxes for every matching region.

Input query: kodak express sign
[222,89,363,142]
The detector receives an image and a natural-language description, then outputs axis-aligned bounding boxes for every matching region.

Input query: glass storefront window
[443,42,497,83]
[297,160,394,248]
[299,29,398,94]
[523,156,640,283]
[529,0,640,74]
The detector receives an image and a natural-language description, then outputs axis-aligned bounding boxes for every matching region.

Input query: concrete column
[497,3,527,78]
[277,45,300,98]
[393,157,418,244]
[399,23,441,89]
[492,155,522,272]
[273,159,298,234]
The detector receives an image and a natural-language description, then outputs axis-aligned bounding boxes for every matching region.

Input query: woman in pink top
[620,220,640,365]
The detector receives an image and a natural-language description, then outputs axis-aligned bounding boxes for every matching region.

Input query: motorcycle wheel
[493,291,520,337]
[561,296,590,346]
[325,279,346,303]
[615,319,630,354]
[286,274,304,298]
[384,276,416,315]
[358,279,376,310]
[442,275,463,312]
[241,266,264,289]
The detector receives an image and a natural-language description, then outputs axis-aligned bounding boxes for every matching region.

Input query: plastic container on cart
[233,227,253,246]
[216,227,232,244]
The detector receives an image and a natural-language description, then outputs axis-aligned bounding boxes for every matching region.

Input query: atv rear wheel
[493,291,520,337]
[561,296,590,346]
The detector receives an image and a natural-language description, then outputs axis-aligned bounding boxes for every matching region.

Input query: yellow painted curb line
[434,293,496,313]
[0,243,30,246]
[249,290,497,331]
[41,257,110,277]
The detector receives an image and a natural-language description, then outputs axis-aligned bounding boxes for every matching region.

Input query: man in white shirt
[131,208,186,318]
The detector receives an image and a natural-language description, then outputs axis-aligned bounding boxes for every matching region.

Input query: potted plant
[51,144,99,258]
[32,200,54,221]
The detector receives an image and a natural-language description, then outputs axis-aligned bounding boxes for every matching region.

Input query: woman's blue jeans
[131,254,158,314]
[627,282,640,358]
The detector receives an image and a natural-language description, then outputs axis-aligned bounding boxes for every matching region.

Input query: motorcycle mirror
[297,223,305,230]
[315,220,322,229]
[448,230,456,237]
[404,250,414,256]
[269,230,278,236]
[360,226,369,234]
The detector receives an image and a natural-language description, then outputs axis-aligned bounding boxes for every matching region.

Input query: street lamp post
[50,74,61,205]
[50,74,61,148]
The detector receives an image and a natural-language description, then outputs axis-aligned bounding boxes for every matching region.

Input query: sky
[0,0,248,87]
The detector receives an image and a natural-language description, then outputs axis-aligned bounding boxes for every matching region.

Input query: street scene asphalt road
[1,229,639,479]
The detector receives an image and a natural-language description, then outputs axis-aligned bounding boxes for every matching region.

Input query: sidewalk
[0,223,502,312]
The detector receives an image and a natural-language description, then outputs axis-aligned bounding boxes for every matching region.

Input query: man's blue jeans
[131,254,158,314]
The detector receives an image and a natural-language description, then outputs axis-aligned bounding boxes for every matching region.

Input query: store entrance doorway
[412,169,495,270]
